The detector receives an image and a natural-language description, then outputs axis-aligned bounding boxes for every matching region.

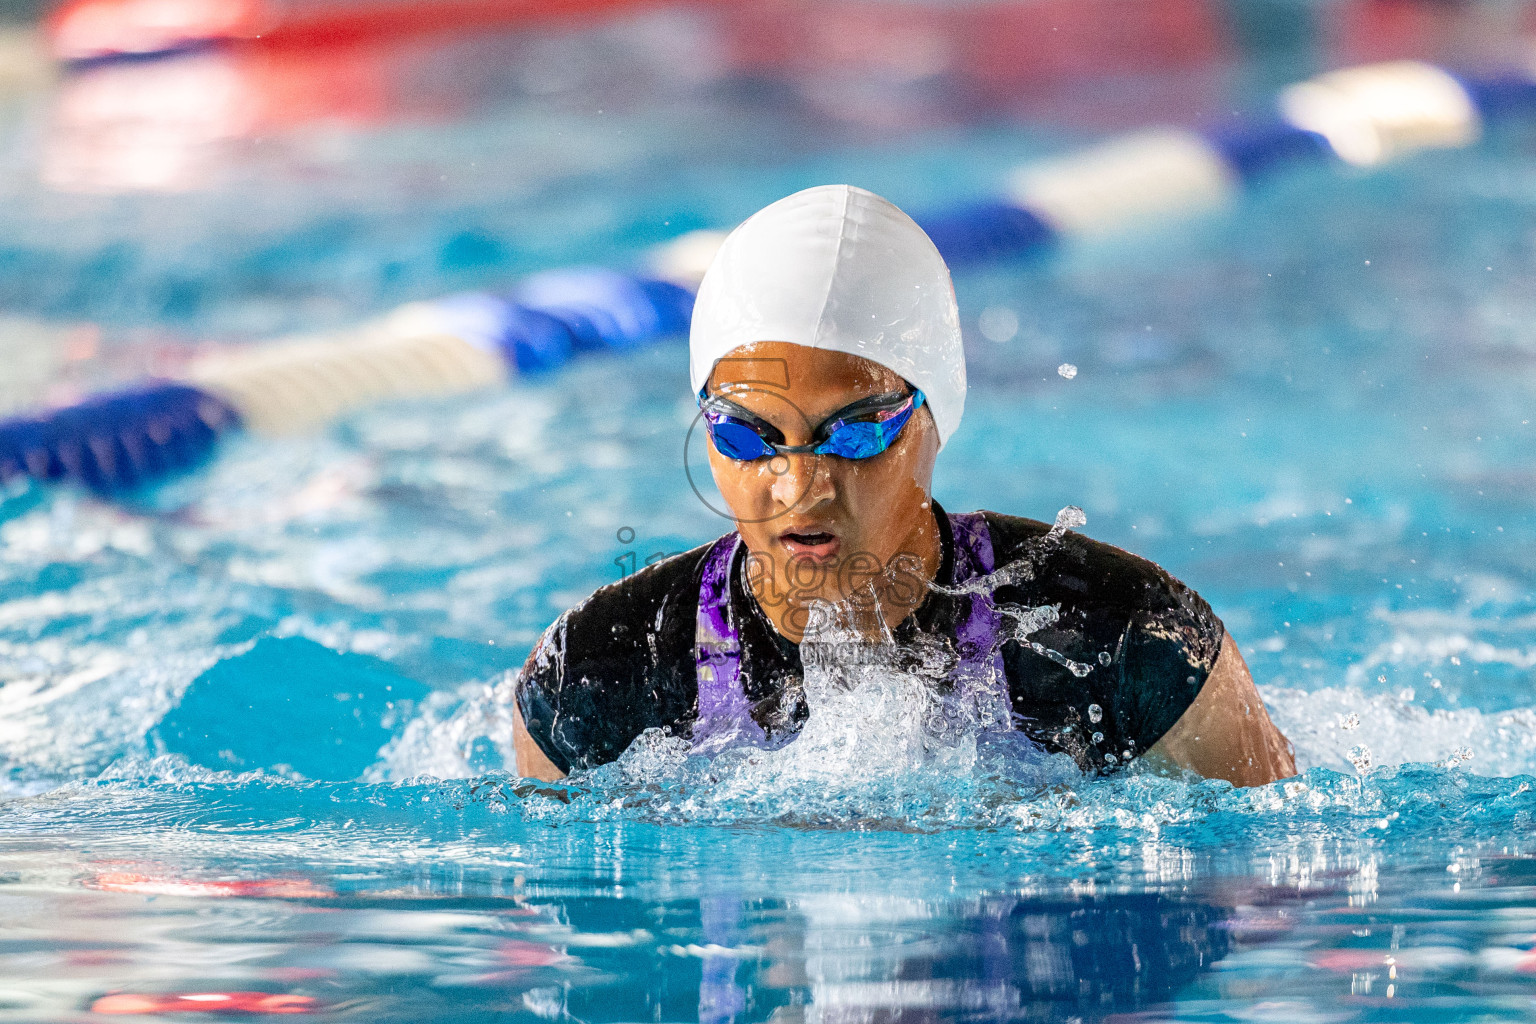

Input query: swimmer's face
[704,341,941,642]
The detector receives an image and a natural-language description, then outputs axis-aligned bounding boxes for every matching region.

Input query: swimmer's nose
[770,451,833,512]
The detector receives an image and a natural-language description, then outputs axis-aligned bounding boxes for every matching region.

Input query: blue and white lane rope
[4,58,1535,495]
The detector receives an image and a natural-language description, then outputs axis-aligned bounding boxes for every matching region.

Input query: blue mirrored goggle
[699,386,926,462]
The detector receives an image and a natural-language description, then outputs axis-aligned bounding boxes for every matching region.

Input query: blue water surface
[3,4,1536,1021]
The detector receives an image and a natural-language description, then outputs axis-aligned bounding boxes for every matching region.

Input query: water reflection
[0,862,1238,1022]
[4,853,1529,1022]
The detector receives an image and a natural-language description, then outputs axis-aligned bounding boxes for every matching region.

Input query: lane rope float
[4,58,1534,496]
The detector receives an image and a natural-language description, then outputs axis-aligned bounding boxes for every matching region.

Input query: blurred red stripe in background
[48,0,676,62]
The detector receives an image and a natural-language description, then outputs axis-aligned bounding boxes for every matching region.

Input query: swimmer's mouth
[779,530,840,560]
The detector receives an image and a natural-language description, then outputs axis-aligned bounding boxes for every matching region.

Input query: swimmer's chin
[778,530,841,562]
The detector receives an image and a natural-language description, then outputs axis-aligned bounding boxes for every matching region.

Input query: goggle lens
[818,420,887,459]
[708,419,776,461]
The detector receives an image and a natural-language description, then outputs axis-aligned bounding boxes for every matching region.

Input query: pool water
[4,3,1536,1021]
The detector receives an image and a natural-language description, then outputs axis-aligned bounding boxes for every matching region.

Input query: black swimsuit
[515,503,1224,775]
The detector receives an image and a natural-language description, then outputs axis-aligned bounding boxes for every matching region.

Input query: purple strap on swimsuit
[947,510,1011,732]
[691,511,1009,750]
[691,533,769,753]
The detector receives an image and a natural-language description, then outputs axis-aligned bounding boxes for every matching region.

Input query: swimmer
[510,185,1295,787]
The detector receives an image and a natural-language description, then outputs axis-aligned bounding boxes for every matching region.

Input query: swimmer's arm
[1143,632,1296,787]
[513,700,567,782]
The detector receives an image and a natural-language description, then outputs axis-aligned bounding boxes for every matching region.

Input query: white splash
[527,594,1083,827]
[994,604,1094,678]
[933,558,1035,597]
[369,678,519,782]
[1443,745,1474,769]
[1047,505,1087,541]
[1263,684,1536,777]
[933,505,1085,602]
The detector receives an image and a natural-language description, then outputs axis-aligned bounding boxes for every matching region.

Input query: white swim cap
[688,185,966,447]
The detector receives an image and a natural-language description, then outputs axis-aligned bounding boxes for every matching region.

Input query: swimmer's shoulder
[976,510,1225,768]
[554,539,719,665]
[978,509,1218,624]
[515,538,721,773]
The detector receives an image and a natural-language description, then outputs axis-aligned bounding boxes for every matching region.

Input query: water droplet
[1104,752,1117,764]
[1048,505,1087,540]
[1347,744,1373,774]
[1092,731,1104,744]
[1097,652,1111,666]
[1057,362,1078,380]
[1340,712,1360,731]
[978,305,1019,344]
[1087,703,1103,723]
